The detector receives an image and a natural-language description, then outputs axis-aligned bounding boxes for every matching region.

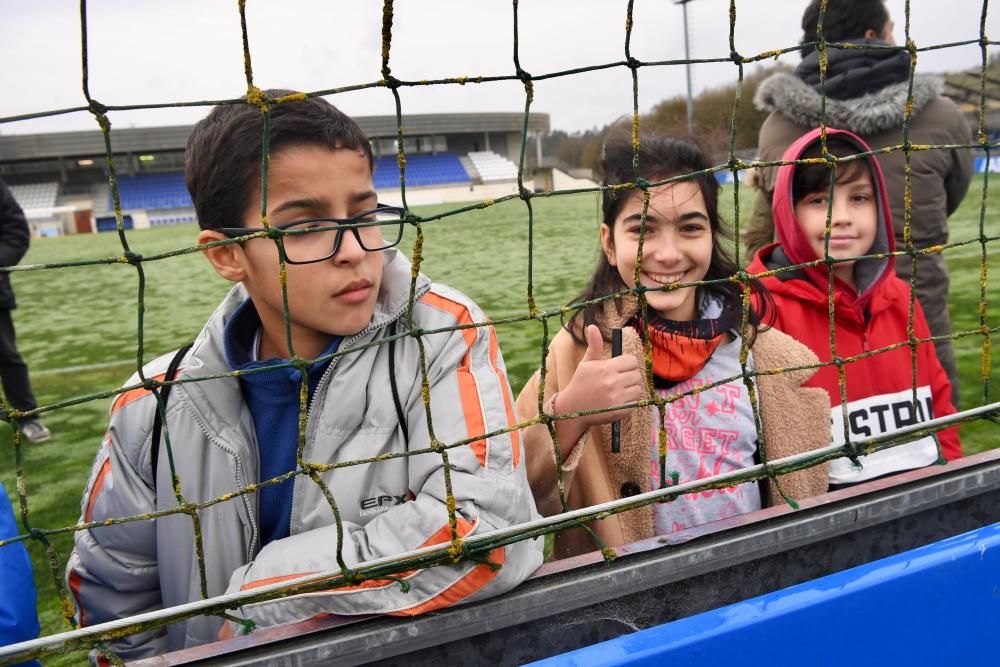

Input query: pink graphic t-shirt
[649,337,762,535]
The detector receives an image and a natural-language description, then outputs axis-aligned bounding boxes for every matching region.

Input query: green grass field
[1,186,997,664]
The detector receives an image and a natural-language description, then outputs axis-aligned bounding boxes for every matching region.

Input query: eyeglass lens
[282,210,404,263]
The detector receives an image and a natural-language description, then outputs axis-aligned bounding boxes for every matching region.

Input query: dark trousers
[0,308,37,413]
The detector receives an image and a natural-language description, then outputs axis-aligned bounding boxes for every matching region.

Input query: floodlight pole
[674,0,696,133]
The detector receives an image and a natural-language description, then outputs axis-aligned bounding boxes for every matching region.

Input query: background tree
[543,63,792,175]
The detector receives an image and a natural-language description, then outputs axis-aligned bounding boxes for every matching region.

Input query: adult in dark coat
[745,0,973,408]
[0,178,49,443]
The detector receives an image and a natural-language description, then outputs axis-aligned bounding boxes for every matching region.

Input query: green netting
[1,0,999,663]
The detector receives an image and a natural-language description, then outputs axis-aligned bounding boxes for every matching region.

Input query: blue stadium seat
[372,153,470,189]
[111,172,192,211]
[113,158,470,211]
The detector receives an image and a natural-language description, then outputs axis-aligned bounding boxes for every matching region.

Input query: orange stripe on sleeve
[420,293,477,349]
[389,517,505,615]
[417,516,474,548]
[85,459,112,523]
[420,293,489,466]
[241,519,479,594]
[70,566,117,666]
[456,371,487,466]
[110,371,171,415]
[389,545,505,616]
[242,571,423,593]
[68,568,87,627]
[241,571,320,591]
[488,325,520,469]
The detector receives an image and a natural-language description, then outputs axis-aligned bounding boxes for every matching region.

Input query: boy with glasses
[67,91,542,661]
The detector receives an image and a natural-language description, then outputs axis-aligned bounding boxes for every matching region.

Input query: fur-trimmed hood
[754,71,944,137]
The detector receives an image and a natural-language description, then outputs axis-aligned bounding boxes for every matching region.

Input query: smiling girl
[516,134,831,560]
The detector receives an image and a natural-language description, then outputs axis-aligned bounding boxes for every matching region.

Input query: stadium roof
[0,112,550,162]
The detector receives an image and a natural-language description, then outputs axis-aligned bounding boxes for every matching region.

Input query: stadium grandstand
[0,111,596,237]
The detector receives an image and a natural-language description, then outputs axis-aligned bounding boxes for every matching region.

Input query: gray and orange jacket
[66,248,543,661]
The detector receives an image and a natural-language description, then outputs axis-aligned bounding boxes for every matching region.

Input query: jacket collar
[750,243,898,325]
[794,39,910,100]
[179,249,430,438]
[754,70,942,137]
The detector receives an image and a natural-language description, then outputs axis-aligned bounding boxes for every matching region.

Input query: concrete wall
[551,168,598,191]
[378,178,534,208]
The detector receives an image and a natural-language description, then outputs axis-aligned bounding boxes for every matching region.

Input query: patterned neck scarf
[630,293,740,388]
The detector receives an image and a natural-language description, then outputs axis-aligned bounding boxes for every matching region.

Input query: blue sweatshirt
[223,299,341,545]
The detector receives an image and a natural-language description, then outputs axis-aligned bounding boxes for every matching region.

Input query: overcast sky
[0,0,996,137]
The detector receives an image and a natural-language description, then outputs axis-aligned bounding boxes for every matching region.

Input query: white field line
[33,360,137,377]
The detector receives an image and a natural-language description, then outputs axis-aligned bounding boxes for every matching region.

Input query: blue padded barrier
[530,522,1000,666]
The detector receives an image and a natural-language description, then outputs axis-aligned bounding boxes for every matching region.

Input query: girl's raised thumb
[581,324,605,361]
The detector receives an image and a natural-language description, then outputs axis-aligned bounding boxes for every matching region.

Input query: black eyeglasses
[218,204,406,265]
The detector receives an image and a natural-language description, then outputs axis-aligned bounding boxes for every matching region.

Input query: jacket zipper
[846,298,870,354]
[180,398,261,561]
[303,287,429,426]
[233,456,258,560]
[293,284,431,531]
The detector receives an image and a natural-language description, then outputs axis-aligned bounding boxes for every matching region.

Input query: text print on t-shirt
[827,386,939,485]
[650,374,760,535]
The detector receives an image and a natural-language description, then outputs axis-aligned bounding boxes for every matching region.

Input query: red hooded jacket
[748,128,960,484]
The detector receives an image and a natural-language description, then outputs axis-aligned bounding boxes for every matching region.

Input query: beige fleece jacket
[516,298,830,560]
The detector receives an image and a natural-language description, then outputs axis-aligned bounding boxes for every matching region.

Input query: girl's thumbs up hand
[556,325,644,427]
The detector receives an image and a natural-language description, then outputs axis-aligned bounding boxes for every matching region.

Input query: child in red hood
[748,127,961,487]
